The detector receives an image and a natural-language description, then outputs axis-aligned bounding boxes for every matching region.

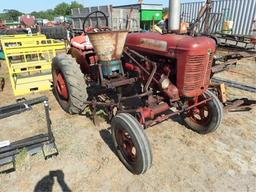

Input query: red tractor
[52,11,223,174]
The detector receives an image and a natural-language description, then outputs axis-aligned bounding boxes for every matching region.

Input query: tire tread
[52,54,87,114]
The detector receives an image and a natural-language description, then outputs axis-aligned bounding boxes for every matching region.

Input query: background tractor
[52,10,223,174]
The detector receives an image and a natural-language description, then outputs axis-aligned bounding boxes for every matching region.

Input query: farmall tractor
[52,11,223,174]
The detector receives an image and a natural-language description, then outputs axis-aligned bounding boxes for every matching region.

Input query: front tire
[111,113,152,174]
[52,54,88,114]
[183,90,224,134]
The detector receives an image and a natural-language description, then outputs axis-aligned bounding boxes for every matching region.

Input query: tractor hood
[125,32,216,57]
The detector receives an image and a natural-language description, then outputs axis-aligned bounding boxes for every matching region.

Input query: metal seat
[71,34,93,50]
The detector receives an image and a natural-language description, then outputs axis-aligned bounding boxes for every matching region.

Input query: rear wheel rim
[115,127,137,164]
[55,70,69,100]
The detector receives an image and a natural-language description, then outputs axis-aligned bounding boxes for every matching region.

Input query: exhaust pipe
[168,0,181,32]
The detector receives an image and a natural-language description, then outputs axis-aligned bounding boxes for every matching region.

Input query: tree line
[0,1,84,21]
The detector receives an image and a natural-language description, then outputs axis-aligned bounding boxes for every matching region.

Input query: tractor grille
[206,53,214,85]
[183,54,212,95]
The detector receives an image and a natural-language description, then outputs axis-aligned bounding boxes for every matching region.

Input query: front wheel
[111,113,152,174]
[183,90,224,134]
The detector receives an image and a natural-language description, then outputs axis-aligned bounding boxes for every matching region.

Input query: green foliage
[0,1,84,21]
[0,13,6,20]
[54,2,70,16]
[31,9,55,20]
[70,1,84,10]
[0,9,23,21]
[53,1,84,16]
[15,148,29,167]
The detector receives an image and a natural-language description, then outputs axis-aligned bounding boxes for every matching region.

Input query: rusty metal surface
[125,32,216,98]
[87,31,128,61]
[214,33,256,50]
[101,77,137,89]
[120,91,153,101]
[124,48,158,91]
[144,97,213,127]
[224,98,256,112]
[124,49,159,85]
[211,52,255,74]
[211,59,237,74]
[189,0,213,36]
[137,102,170,124]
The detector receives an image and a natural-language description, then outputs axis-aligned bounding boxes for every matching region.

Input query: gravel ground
[0,51,255,192]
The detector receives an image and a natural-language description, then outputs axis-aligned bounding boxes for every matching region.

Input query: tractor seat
[71,34,93,50]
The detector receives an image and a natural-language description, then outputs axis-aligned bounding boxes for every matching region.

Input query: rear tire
[52,54,87,114]
[111,113,152,174]
[183,90,223,134]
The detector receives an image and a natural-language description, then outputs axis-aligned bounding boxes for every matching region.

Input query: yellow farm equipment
[0,34,65,96]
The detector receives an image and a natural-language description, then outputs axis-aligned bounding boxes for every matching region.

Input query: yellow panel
[3,43,65,55]
[14,82,53,96]
[0,34,46,39]
[0,34,47,48]
[11,61,51,74]
[0,34,65,96]
[14,73,53,96]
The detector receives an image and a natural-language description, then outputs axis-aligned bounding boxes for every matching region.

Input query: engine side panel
[125,32,216,97]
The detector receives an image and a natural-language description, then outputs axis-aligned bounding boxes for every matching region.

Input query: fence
[181,0,256,35]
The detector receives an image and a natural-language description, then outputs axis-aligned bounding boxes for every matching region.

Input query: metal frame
[0,96,58,173]
[212,77,256,93]
[0,34,65,96]
[224,98,256,112]
[214,33,256,50]
[81,47,214,127]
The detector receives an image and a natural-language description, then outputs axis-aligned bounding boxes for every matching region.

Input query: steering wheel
[82,11,111,33]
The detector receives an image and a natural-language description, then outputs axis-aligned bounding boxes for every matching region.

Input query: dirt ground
[0,50,255,192]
